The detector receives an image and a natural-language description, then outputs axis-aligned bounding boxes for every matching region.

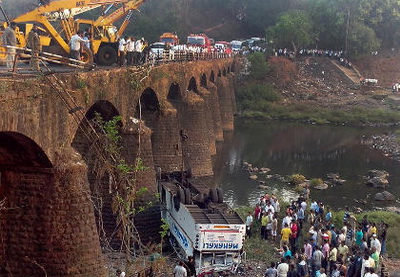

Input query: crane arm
[93,0,144,27]
[12,0,131,23]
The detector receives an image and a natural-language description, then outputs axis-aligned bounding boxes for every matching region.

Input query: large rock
[314,183,329,190]
[382,191,396,201]
[374,193,385,201]
[366,177,389,188]
[249,174,258,180]
[374,191,395,201]
[365,170,389,188]
[366,169,389,179]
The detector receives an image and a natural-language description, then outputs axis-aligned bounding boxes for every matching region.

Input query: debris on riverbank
[371,133,400,161]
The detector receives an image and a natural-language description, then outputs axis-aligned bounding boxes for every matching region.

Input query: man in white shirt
[276,258,289,277]
[134,38,143,64]
[69,30,85,60]
[245,212,253,237]
[265,202,275,214]
[370,234,381,255]
[126,37,135,66]
[173,261,187,277]
[118,36,128,67]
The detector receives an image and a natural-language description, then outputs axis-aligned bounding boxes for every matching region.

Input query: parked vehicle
[230,40,243,52]
[160,32,179,46]
[158,172,246,276]
[187,33,213,52]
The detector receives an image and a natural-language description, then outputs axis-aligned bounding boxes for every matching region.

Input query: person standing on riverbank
[280,223,292,249]
[277,258,289,277]
[265,262,278,277]
[261,212,269,240]
[246,212,253,238]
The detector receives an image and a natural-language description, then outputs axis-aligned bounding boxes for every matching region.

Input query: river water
[213,119,400,210]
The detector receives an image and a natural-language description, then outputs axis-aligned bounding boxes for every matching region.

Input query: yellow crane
[1,0,145,65]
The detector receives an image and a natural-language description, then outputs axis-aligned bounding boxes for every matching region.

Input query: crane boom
[93,0,142,27]
[12,0,132,22]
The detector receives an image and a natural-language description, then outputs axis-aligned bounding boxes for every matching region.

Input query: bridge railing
[147,50,234,66]
[0,45,234,74]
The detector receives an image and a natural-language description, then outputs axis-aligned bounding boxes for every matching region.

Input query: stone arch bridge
[0,58,238,276]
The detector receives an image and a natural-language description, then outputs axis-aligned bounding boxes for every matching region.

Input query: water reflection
[214,120,400,209]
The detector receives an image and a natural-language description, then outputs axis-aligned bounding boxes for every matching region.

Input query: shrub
[247,52,269,81]
[309,178,323,188]
[237,83,281,111]
[289,174,306,185]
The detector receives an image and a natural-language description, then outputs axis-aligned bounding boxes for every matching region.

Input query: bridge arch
[210,71,215,83]
[187,77,198,93]
[135,88,161,118]
[200,73,207,88]
[0,132,53,275]
[168,82,183,102]
[72,100,122,250]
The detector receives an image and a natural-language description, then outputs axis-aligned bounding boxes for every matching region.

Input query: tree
[267,10,314,54]
[247,52,269,81]
[348,22,380,57]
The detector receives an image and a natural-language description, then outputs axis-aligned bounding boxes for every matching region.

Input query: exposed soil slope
[355,52,400,87]
[267,56,394,113]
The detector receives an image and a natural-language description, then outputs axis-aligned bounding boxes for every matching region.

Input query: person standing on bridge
[27,24,41,71]
[133,37,143,65]
[69,30,85,61]
[118,36,128,67]
[126,36,135,66]
[2,22,17,69]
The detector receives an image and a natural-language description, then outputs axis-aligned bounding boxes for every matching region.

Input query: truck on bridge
[158,172,246,276]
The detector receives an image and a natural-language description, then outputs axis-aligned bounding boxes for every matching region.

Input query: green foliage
[76,77,87,89]
[241,103,400,126]
[267,10,314,52]
[289,174,307,185]
[159,218,170,239]
[348,22,381,58]
[237,83,280,111]
[247,52,269,81]
[309,178,323,187]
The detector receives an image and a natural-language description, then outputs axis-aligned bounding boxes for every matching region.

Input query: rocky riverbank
[370,133,400,162]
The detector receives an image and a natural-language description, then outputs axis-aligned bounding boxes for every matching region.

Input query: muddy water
[213,119,400,209]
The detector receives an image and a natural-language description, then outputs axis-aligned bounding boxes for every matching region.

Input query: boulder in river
[374,191,395,201]
[326,173,340,180]
[365,170,389,188]
[366,177,389,188]
[314,183,329,190]
[326,173,346,186]
[249,174,258,180]
[259,167,271,174]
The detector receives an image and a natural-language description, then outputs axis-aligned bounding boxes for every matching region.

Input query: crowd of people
[117,36,151,66]
[273,48,353,69]
[246,193,389,277]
